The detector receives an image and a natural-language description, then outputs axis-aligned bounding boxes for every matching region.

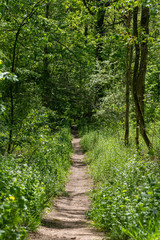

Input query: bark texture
[125,11,133,146]
[132,6,152,149]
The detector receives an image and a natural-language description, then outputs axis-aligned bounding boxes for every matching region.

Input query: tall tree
[132,5,152,149]
[124,11,133,145]
[82,0,109,60]
[1,0,45,153]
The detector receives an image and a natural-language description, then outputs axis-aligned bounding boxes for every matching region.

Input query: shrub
[0,108,72,239]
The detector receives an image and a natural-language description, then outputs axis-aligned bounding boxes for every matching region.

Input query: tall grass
[81,127,160,240]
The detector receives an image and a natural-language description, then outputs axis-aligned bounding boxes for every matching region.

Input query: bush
[0,156,45,239]
[0,108,72,240]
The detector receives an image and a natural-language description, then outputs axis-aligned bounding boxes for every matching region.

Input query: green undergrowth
[81,128,160,240]
[0,108,72,240]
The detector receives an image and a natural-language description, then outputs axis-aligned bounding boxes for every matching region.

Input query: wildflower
[9,196,15,201]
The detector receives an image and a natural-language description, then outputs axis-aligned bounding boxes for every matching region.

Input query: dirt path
[30,133,106,240]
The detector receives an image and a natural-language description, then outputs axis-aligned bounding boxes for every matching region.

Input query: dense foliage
[0,0,160,239]
[0,108,72,239]
[81,128,160,239]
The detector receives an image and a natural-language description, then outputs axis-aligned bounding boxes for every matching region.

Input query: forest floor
[29,131,108,240]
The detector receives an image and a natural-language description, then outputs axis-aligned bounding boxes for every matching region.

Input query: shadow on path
[29,127,108,240]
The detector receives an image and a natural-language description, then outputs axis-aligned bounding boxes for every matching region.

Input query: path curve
[30,133,106,240]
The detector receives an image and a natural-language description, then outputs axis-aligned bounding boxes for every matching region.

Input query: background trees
[0,0,160,238]
[0,0,160,151]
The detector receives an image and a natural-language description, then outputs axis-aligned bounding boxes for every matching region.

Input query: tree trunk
[82,0,106,61]
[43,1,50,106]
[7,31,19,153]
[84,24,88,45]
[135,118,139,147]
[125,11,133,146]
[7,85,14,153]
[43,1,49,77]
[137,6,150,115]
[132,6,152,150]
[95,8,105,61]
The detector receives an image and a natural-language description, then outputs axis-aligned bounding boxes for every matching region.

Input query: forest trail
[29,130,107,240]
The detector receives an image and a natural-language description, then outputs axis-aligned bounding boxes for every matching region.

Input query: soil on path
[30,131,107,240]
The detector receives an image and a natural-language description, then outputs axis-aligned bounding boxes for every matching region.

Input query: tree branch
[12,0,46,72]
[105,20,123,28]
[52,37,82,64]
[82,0,94,16]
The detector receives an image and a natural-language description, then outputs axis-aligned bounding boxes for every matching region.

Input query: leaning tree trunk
[125,11,133,146]
[132,6,152,150]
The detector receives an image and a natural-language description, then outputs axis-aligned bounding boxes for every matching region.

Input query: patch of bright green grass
[81,127,160,239]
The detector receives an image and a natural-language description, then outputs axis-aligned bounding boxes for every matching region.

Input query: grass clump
[81,129,160,240]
